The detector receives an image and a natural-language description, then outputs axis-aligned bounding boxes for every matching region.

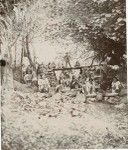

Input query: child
[24,73,32,86]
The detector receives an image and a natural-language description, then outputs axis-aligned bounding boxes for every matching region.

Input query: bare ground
[1,82,128,150]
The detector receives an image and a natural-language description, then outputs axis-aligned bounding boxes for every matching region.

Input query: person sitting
[51,62,56,69]
[61,63,65,69]
[38,75,50,93]
[22,64,27,77]
[112,77,122,94]
[70,75,79,89]
[55,83,63,93]
[91,78,96,94]
[26,65,33,74]
[47,62,52,69]
[78,73,84,85]
[75,61,80,67]
[83,77,95,95]
[24,73,32,86]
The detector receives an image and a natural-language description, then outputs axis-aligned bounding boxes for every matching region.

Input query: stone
[115,103,125,109]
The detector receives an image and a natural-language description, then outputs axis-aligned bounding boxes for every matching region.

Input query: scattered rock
[107,97,120,104]
[70,108,81,117]
[96,93,103,101]
[115,103,125,109]
[88,98,96,102]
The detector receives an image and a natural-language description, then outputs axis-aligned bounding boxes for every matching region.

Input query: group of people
[22,52,78,89]
[22,52,123,95]
[23,64,95,94]
[23,64,123,96]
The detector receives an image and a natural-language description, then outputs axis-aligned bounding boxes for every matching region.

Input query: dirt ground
[1,82,128,150]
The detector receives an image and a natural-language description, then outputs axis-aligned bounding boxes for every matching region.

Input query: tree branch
[9,33,21,49]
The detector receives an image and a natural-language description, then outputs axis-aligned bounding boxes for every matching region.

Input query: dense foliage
[0,0,126,67]
[42,0,126,66]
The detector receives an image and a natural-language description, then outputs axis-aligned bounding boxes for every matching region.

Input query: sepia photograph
[0,0,127,149]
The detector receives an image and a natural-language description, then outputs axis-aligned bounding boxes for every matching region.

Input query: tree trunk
[14,42,17,69]
[26,34,36,71]
[0,21,14,101]
[0,40,2,54]
[20,38,24,82]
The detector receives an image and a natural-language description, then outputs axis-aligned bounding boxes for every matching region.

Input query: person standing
[32,70,38,87]
[63,52,72,68]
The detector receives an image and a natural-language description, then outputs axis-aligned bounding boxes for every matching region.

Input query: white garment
[22,66,27,73]
[38,79,43,86]
[24,74,32,82]
[38,78,50,91]
[112,81,121,93]
[112,65,119,70]
[112,81,120,90]
[32,71,37,81]
[115,81,121,89]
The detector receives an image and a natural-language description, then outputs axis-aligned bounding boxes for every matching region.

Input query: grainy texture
[1,0,127,149]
